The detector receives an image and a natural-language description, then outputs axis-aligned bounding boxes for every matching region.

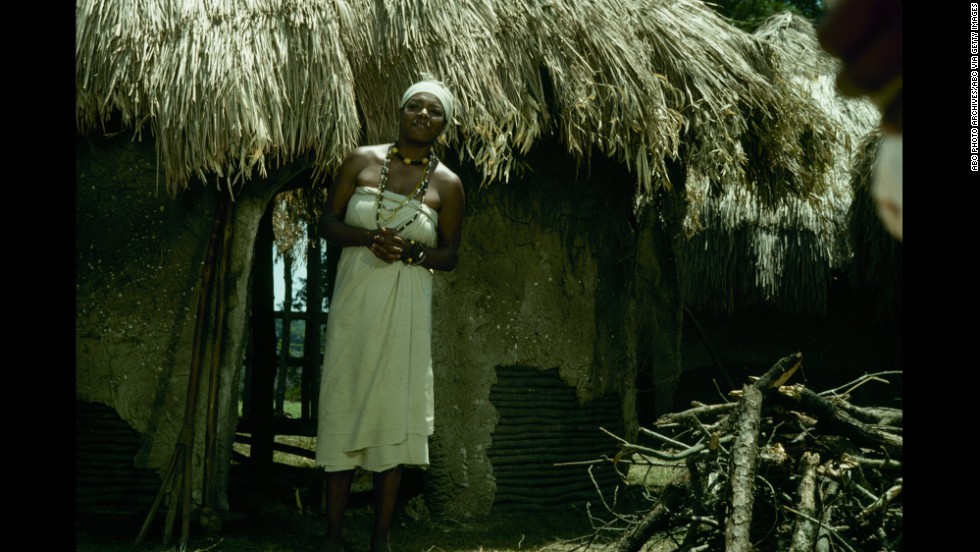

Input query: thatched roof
[679,12,879,313]
[76,0,840,203]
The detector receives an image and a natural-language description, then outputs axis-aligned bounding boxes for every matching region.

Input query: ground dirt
[75,507,604,552]
[75,458,641,552]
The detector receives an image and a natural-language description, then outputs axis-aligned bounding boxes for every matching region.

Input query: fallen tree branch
[842,454,902,471]
[820,371,902,398]
[778,385,903,458]
[602,427,734,461]
[639,427,699,450]
[789,452,820,552]
[833,402,903,427]
[719,353,802,436]
[725,385,763,552]
[612,482,687,552]
[654,403,737,426]
[576,355,901,552]
[782,505,858,552]
[587,464,634,525]
[750,353,804,391]
[857,478,902,521]
[815,478,839,552]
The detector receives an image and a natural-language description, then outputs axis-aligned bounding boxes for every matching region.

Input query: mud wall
[426,144,684,517]
[76,134,686,518]
[76,131,295,509]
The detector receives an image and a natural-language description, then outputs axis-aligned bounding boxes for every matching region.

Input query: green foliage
[708,0,825,31]
[292,242,330,312]
[275,318,307,357]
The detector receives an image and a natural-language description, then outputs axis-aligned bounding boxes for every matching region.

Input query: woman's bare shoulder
[346,144,390,164]
[431,161,463,191]
[335,144,391,181]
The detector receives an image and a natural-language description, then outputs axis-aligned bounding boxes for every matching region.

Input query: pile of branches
[583,353,902,552]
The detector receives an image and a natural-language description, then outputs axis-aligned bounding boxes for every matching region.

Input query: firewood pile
[586,353,903,552]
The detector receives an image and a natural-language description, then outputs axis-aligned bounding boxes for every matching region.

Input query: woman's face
[399,92,446,142]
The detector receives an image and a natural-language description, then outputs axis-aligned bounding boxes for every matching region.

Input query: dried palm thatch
[76,0,845,207]
[679,13,880,313]
[76,0,361,191]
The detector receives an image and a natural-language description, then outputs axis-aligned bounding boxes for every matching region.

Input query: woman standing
[315,79,464,552]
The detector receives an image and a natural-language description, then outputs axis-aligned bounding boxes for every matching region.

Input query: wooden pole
[135,193,228,546]
[203,194,234,511]
[789,452,821,552]
[724,384,762,552]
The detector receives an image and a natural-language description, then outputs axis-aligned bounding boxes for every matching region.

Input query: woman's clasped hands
[370,226,407,263]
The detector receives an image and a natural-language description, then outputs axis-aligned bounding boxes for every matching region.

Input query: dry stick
[720,357,802,485]
[634,437,735,461]
[673,545,712,552]
[614,356,803,552]
[587,464,634,525]
[815,478,839,552]
[181,442,193,549]
[784,386,903,458]
[836,473,879,506]
[833,401,903,427]
[782,505,858,552]
[752,352,803,390]
[819,371,902,398]
[690,412,723,444]
[612,482,688,552]
[788,452,820,552]
[857,479,902,521]
[135,195,227,546]
[202,195,234,512]
[639,427,698,450]
[135,450,178,544]
[601,426,733,461]
[843,454,902,471]
[654,403,736,426]
[674,513,720,551]
[724,384,763,552]
[882,528,904,552]
[179,196,229,550]
[163,448,182,544]
[686,516,719,528]
[752,472,782,545]
[583,504,621,535]
[551,458,608,467]
[717,353,802,437]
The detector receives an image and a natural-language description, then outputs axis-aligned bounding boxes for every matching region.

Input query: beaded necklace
[391,144,429,166]
[375,143,437,233]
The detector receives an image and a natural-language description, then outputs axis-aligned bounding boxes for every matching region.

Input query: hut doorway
[232,186,338,505]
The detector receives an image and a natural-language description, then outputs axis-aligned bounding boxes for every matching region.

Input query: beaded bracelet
[403,240,426,266]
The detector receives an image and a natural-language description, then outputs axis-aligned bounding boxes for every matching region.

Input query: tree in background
[270,184,330,417]
[272,192,305,416]
[709,0,825,31]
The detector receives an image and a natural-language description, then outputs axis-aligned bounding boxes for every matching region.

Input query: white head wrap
[400,80,454,127]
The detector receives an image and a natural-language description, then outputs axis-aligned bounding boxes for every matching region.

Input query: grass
[233,434,319,469]
[238,400,304,419]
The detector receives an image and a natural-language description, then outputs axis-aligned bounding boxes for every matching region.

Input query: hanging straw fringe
[76,0,851,201]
